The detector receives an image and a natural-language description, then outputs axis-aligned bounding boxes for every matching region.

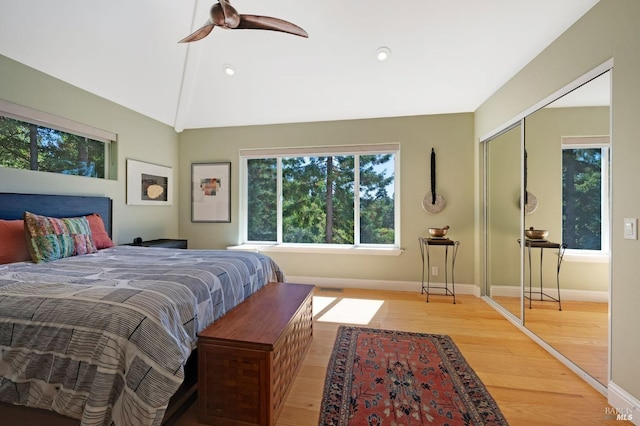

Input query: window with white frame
[240,144,399,248]
[0,100,116,179]
[562,136,609,254]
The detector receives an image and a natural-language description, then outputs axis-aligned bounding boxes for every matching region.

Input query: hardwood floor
[492,295,608,385]
[176,288,625,426]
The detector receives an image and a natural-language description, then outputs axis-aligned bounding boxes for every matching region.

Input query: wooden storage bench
[197,282,314,426]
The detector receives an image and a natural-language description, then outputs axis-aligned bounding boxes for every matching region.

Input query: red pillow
[86,213,115,249]
[0,219,32,264]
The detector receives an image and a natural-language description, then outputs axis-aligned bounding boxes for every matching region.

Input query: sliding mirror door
[485,124,522,320]
[522,70,611,386]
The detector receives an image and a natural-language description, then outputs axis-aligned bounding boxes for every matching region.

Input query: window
[0,100,116,179]
[562,136,609,254]
[241,144,399,249]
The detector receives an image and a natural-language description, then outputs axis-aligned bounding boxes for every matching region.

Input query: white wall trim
[489,285,608,303]
[479,58,614,143]
[563,251,610,263]
[608,382,640,424]
[287,278,606,303]
[228,244,403,256]
[239,143,400,158]
[286,275,480,297]
[0,98,116,142]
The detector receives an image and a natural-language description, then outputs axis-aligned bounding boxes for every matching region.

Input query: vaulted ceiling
[0,0,599,131]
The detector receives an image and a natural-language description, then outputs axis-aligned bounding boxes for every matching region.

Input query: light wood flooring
[176,288,624,426]
[0,288,623,425]
[492,295,608,385]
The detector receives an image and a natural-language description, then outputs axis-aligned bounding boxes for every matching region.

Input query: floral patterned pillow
[23,211,97,263]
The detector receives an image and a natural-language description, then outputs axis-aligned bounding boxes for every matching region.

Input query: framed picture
[191,162,231,222]
[126,159,172,206]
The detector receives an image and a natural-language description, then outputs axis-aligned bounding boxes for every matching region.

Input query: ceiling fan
[179,0,308,43]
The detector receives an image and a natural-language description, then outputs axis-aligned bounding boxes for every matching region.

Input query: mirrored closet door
[484,124,522,320]
[522,70,611,386]
[483,64,612,389]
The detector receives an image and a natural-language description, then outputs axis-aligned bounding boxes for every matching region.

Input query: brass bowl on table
[428,225,449,238]
[525,227,548,240]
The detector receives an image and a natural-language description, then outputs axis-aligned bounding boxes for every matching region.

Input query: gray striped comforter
[0,246,284,425]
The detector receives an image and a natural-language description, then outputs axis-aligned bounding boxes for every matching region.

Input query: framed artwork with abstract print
[126,159,172,206]
[191,162,231,223]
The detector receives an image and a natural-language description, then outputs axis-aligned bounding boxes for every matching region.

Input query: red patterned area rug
[319,326,508,426]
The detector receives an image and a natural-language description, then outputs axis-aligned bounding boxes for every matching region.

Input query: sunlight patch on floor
[316,298,384,325]
[313,296,337,316]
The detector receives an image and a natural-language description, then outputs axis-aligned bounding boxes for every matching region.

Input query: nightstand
[127,239,188,249]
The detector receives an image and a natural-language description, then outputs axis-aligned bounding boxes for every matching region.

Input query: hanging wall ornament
[422,148,446,214]
[518,149,538,214]
[522,191,538,214]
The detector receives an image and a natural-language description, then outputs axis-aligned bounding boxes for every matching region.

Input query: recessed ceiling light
[223,64,235,76]
[376,47,391,61]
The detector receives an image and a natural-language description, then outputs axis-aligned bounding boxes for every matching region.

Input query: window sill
[563,251,610,263]
[227,243,403,256]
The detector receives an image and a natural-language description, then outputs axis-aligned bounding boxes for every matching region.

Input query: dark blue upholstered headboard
[0,192,113,237]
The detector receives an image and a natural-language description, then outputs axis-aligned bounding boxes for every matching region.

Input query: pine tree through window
[0,101,115,179]
[561,136,609,254]
[242,145,399,248]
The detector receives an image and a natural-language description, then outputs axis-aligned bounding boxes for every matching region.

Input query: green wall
[3,0,638,408]
[526,106,609,292]
[0,54,477,287]
[178,114,476,285]
[485,125,521,292]
[475,0,640,406]
[0,55,180,244]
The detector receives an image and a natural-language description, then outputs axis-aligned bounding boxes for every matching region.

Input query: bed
[0,192,285,426]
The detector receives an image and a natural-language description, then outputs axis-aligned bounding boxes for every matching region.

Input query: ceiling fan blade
[237,15,308,38]
[178,22,215,43]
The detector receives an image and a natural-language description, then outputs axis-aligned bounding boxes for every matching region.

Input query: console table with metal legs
[418,237,460,304]
[519,239,567,310]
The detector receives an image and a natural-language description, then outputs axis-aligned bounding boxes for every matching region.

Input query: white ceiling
[0,0,599,132]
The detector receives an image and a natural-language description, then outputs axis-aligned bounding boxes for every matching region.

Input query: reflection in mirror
[485,124,522,320]
[523,70,610,386]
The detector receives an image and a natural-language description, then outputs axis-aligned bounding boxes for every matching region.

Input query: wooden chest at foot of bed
[197,282,314,426]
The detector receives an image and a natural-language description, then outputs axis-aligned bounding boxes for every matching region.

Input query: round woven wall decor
[422,192,446,214]
[518,191,538,214]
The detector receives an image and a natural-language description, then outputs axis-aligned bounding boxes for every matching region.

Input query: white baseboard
[489,285,608,303]
[607,382,639,424]
[286,277,605,303]
[286,275,481,297]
